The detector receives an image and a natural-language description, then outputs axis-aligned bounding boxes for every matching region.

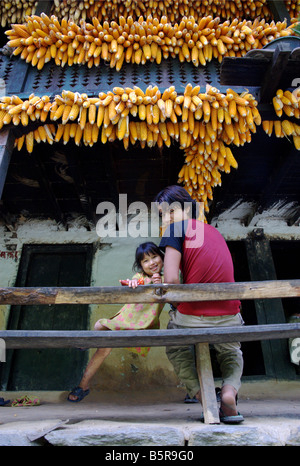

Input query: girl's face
[140,252,163,276]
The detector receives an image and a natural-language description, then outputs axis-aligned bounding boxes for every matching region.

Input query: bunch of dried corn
[6,84,259,211]
[263,119,300,151]
[6,14,292,70]
[285,0,300,18]
[272,88,300,119]
[50,0,299,24]
[176,85,260,209]
[0,0,37,28]
[262,87,300,151]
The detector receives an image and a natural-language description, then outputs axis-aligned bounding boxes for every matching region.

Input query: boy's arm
[164,246,182,308]
[164,246,181,284]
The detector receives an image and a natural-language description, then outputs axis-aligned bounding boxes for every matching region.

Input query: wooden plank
[220,57,268,86]
[0,280,300,305]
[0,323,299,349]
[5,59,29,95]
[0,129,14,199]
[195,343,220,424]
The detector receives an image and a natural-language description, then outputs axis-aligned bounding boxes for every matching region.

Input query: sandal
[67,386,90,402]
[0,397,10,407]
[11,396,40,407]
[184,393,199,403]
[219,408,244,424]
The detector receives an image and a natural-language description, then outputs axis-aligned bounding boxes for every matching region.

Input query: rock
[45,420,186,446]
[0,420,64,446]
[188,423,294,446]
[286,425,300,446]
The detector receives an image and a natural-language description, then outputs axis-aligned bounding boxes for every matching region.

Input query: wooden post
[195,343,220,424]
[245,231,295,378]
[0,129,14,199]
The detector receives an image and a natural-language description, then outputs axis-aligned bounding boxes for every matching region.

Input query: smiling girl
[68,242,164,402]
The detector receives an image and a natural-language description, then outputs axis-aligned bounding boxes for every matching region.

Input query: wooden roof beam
[35,0,53,16]
[267,0,291,25]
[259,42,291,103]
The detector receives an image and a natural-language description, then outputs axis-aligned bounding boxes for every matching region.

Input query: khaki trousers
[166,310,244,398]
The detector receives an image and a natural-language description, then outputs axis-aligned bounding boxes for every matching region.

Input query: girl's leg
[77,346,112,390]
[68,322,111,401]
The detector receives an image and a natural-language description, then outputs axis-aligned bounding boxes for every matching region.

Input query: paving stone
[286,425,300,446]
[0,420,64,446]
[45,420,186,446]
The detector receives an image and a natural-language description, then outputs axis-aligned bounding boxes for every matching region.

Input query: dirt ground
[0,380,299,425]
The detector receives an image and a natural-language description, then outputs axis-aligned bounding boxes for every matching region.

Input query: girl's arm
[119,273,144,288]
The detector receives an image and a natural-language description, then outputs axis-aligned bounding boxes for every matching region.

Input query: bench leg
[195,342,220,424]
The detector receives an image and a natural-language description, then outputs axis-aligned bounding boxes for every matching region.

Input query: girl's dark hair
[154,185,198,219]
[133,242,164,273]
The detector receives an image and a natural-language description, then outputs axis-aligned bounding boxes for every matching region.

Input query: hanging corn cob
[262,87,300,151]
[6,13,293,71]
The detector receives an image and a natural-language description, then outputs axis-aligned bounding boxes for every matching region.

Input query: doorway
[1,244,93,390]
[270,240,300,321]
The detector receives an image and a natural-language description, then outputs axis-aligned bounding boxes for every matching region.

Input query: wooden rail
[0,279,300,305]
[1,324,299,349]
[1,279,299,425]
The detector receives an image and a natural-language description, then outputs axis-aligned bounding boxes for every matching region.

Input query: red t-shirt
[159,219,240,316]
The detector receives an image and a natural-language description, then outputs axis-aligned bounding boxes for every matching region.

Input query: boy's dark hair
[154,185,198,219]
[133,242,164,273]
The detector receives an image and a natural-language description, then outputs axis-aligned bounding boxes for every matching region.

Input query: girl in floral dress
[68,242,164,402]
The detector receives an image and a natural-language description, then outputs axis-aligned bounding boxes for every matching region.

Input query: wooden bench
[0,279,300,424]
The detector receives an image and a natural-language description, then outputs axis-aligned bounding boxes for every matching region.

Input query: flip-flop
[219,408,244,424]
[184,393,199,403]
[11,396,40,407]
[67,386,90,402]
[0,397,10,406]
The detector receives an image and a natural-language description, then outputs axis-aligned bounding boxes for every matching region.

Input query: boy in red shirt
[155,185,244,424]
